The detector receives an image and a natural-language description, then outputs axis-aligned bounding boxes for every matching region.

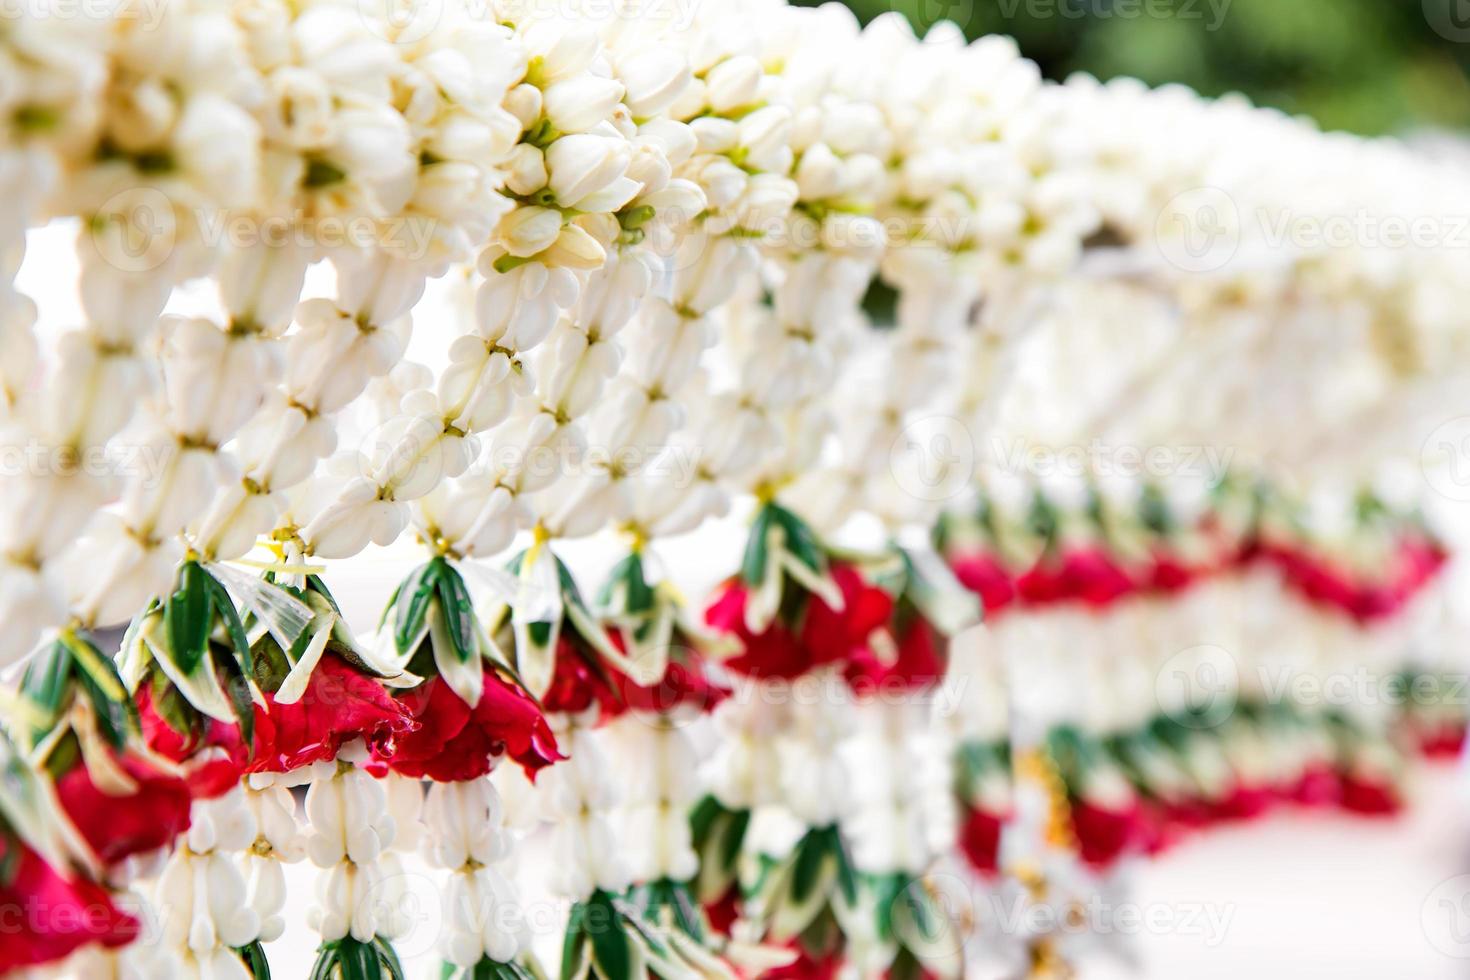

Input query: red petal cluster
[706,564,893,679]
[136,686,250,800]
[377,667,561,782]
[248,655,418,775]
[54,752,192,867]
[0,840,139,972]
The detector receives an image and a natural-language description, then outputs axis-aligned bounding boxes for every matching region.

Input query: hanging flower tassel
[603,546,732,938]
[371,550,562,978]
[121,560,315,793]
[0,727,144,973]
[154,785,263,980]
[20,629,195,871]
[299,753,411,980]
[699,502,896,976]
[839,548,977,980]
[422,778,532,976]
[234,783,303,979]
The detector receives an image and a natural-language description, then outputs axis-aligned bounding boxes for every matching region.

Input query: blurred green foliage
[806,0,1470,135]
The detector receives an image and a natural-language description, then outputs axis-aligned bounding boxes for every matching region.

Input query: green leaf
[790,829,827,905]
[394,562,440,656]
[379,581,403,632]
[740,506,774,586]
[437,563,477,664]
[832,831,858,907]
[339,938,382,980]
[19,640,73,739]
[560,901,589,980]
[374,938,405,980]
[309,944,341,980]
[75,671,129,750]
[206,573,254,675]
[667,880,703,940]
[722,809,750,872]
[770,505,824,575]
[215,648,255,748]
[611,553,655,616]
[236,940,272,979]
[0,829,19,887]
[586,893,633,980]
[309,575,345,615]
[165,562,211,674]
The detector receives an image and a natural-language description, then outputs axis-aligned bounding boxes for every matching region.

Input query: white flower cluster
[154,787,263,980]
[302,757,413,947]
[539,709,633,900]
[613,712,704,884]
[1062,73,1470,381]
[423,777,529,967]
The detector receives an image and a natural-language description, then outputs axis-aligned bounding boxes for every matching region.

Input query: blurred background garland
[807,0,1470,137]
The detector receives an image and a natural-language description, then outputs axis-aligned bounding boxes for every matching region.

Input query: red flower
[803,564,895,665]
[1418,724,1466,759]
[1145,548,1203,595]
[950,552,1016,617]
[379,667,561,783]
[1071,798,1147,867]
[1015,549,1134,609]
[708,564,893,679]
[703,885,741,937]
[54,753,192,868]
[1287,764,1341,807]
[610,651,730,716]
[0,840,139,972]
[705,584,803,678]
[1269,548,1359,617]
[136,686,249,800]
[1158,796,1212,831]
[958,804,1005,876]
[845,618,945,696]
[1339,774,1402,815]
[762,941,843,980]
[1211,782,1272,822]
[1137,800,1184,856]
[248,655,417,775]
[540,637,624,721]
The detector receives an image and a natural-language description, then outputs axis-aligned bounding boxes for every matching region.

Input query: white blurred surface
[1084,763,1470,980]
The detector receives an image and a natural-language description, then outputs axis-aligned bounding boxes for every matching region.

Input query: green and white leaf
[139,612,238,724]
[273,615,333,705]
[431,601,485,708]
[207,561,313,655]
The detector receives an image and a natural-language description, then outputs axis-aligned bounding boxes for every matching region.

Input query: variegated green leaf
[165,562,211,674]
[394,562,440,657]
